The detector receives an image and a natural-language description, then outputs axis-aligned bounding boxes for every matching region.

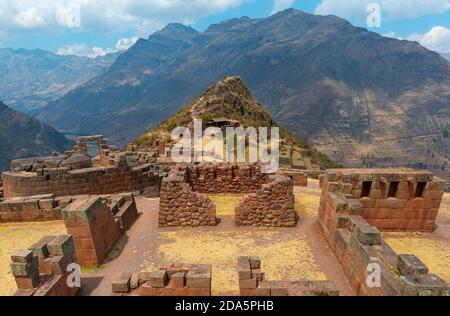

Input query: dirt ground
[81,181,354,296]
[1,179,449,296]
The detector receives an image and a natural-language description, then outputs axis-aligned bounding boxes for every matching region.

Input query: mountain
[0,48,117,115]
[136,76,339,170]
[442,53,450,62]
[0,101,73,171]
[38,9,450,180]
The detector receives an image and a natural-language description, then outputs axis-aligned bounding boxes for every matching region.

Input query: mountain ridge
[0,101,73,171]
[37,8,450,180]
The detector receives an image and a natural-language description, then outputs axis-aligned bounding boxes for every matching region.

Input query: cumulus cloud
[57,43,114,58]
[0,0,246,34]
[57,36,139,58]
[271,0,294,15]
[407,26,450,54]
[315,0,450,22]
[115,36,139,51]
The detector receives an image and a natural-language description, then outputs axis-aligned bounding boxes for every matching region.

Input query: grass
[384,235,450,283]
[0,221,67,296]
[141,230,326,296]
[208,195,245,217]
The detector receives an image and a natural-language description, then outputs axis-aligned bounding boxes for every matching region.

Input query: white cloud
[57,36,139,58]
[315,0,450,22]
[407,26,450,54]
[57,43,114,58]
[271,0,294,15]
[0,0,246,34]
[115,36,138,51]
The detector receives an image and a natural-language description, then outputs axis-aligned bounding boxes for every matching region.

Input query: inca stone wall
[62,193,138,266]
[318,182,449,296]
[321,169,445,232]
[186,163,269,194]
[3,163,166,199]
[11,235,81,296]
[237,256,339,296]
[159,171,217,227]
[111,263,212,296]
[235,174,297,227]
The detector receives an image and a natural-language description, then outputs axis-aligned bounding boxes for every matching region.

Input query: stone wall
[111,263,212,296]
[186,163,269,194]
[0,193,65,223]
[11,235,81,296]
[237,256,339,296]
[62,193,138,266]
[159,171,217,227]
[235,174,297,227]
[280,169,308,187]
[3,163,166,199]
[321,169,445,232]
[318,186,449,296]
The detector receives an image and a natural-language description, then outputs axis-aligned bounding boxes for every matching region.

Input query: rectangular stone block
[169,272,185,288]
[47,235,76,258]
[255,281,271,296]
[186,271,211,288]
[239,278,258,289]
[15,271,40,289]
[28,236,55,259]
[39,199,56,209]
[398,254,429,276]
[270,281,288,296]
[356,224,381,245]
[237,256,251,280]
[11,257,38,277]
[11,250,34,263]
[249,256,261,269]
[112,272,132,293]
[149,270,168,288]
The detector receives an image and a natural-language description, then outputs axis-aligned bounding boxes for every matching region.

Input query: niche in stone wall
[388,181,399,198]
[361,181,372,197]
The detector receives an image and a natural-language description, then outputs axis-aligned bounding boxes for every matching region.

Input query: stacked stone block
[280,169,308,187]
[11,235,81,296]
[62,196,121,266]
[321,169,445,232]
[2,163,167,198]
[237,256,339,296]
[0,193,62,223]
[159,173,217,227]
[318,183,449,296]
[235,174,297,227]
[112,263,212,296]
[186,163,269,194]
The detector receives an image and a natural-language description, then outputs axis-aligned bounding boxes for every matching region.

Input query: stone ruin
[11,235,81,296]
[318,168,449,296]
[237,256,339,296]
[111,263,212,296]
[159,163,297,227]
[320,169,445,232]
[62,194,138,266]
[2,135,169,199]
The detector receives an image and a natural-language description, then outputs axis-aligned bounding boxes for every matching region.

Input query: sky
[0,0,449,58]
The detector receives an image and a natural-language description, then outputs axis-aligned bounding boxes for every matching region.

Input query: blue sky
[0,0,449,57]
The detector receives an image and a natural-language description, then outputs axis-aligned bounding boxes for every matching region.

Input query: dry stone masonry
[111,263,212,296]
[320,168,446,232]
[2,135,169,199]
[63,193,138,266]
[237,256,339,296]
[235,173,297,227]
[318,172,449,296]
[11,235,81,296]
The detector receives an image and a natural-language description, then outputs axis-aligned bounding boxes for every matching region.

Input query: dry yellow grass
[208,195,245,217]
[384,235,450,283]
[0,221,67,296]
[438,193,450,222]
[141,230,326,295]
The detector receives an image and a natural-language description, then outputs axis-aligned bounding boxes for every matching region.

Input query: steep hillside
[0,48,117,115]
[0,101,73,171]
[38,9,450,180]
[136,76,339,170]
